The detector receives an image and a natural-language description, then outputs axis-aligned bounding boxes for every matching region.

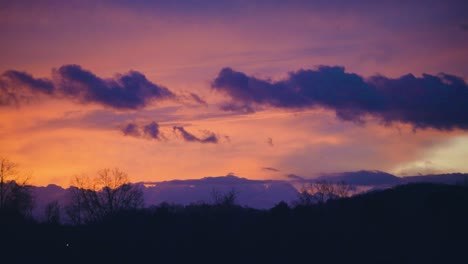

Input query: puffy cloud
[212,66,468,130]
[121,121,161,140]
[143,122,161,139]
[122,123,141,137]
[173,126,218,144]
[54,65,175,109]
[0,65,180,110]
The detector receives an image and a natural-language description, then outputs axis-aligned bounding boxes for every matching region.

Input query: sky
[1,0,468,187]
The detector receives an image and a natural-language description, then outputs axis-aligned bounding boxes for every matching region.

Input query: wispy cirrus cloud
[262,167,280,172]
[188,93,207,105]
[173,126,218,144]
[212,66,468,130]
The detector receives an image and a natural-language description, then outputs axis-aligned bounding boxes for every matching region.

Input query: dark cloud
[54,65,175,109]
[0,70,55,106]
[122,121,161,140]
[0,65,184,110]
[212,66,468,130]
[262,167,280,172]
[173,126,218,144]
[122,123,141,137]
[143,122,160,139]
[2,70,54,94]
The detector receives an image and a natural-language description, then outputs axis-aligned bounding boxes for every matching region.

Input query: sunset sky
[1,0,468,187]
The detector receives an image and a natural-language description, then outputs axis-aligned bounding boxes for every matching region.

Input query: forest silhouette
[1,157,468,263]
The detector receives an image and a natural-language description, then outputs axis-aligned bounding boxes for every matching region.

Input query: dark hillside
[2,183,467,264]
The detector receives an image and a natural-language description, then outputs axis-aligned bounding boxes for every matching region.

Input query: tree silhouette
[65,168,144,224]
[210,188,238,207]
[293,188,316,207]
[44,200,61,224]
[293,180,353,206]
[0,157,34,216]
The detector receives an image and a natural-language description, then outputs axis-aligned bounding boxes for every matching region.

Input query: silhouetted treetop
[65,168,143,224]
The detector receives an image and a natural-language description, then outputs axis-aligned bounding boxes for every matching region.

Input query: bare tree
[334,180,353,198]
[293,180,354,206]
[65,168,144,224]
[310,180,353,202]
[0,157,34,216]
[292,185,316,207]
[210,188,238,207]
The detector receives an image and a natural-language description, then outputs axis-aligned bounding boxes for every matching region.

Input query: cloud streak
[188,93,207,105]
[212,66,468,130]
[1,65,178,110]
[262,167,280,172]
[173,126,218,144]
[286,174,304,181]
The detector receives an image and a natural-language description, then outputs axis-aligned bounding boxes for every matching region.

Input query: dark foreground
[2,183,468,264]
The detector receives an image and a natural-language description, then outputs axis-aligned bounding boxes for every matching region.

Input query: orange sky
[1,1,467,186]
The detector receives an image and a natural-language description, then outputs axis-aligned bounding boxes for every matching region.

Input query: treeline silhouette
[2,180,468,263]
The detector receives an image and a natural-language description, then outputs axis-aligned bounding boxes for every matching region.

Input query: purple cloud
[3,70,54,94]
[0,65,182,110]
[121,121,161,140]
[173,126,218,144]
[122,123,141,137]
[143,122,161,139]
[54,65,175,109]
[212,66,468,130]
[0,70,55,106]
